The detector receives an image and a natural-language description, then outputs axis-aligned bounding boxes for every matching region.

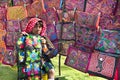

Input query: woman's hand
[21,31,28,36]
[41,37,48,53]
[41,37,47,44]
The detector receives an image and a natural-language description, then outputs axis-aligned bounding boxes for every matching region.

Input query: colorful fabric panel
[65,46,91,72]
[95,29,120,54]
[88,50,117,79]
[75,25,100,49]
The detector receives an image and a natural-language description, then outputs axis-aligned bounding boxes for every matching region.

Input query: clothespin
[73,7,77,23]
[36,14,38,18]
[74,7,77,12]
[53,21,56,26]
[60,0,64,9]
[23,0,27,7]
[18,18,21,32]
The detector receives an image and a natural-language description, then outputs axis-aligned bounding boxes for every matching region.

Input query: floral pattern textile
[16,34,42,79]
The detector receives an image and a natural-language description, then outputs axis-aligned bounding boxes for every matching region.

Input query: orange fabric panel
[6,6,28,20]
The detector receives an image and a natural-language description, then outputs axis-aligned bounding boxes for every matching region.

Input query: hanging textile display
[46,24,58,42]
[26,0,45,17]
[6,20,21,32]
[5,32,20,47]
[57,8,76,22]
[65,46,92,72]
[95,29,120,54]
[56,22,76,40]
[86,0,117,29]
[88,50,118,80]
[44,0,60,9]
[45,7,58,25]
[60,41,75,56]
[0,20,6,30]
[13,0,32,6]
[75,11,100,29]
[75,25,100,50]
[2,48,16,66]
[0,29,6,63]
[6,6,28,20]
[65,0,85,11]
[0,2,7,20]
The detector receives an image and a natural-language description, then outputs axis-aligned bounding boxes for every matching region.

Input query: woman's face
[32,22,43,35]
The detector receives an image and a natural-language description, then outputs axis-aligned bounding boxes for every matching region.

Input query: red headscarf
[24,18,47,36]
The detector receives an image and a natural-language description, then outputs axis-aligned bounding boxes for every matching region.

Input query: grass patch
[0,55,107,80]
[0,65,17,80]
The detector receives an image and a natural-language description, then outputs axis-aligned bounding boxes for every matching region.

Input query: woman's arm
[41,37,49,53]
[41,36,58,58]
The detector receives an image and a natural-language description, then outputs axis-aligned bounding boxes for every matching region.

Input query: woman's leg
[42,61,55,80]
[48,69,55,79]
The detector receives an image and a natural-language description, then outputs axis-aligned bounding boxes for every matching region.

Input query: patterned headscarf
[24,18,47,36]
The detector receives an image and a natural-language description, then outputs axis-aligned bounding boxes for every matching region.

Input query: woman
[16,18,56,80]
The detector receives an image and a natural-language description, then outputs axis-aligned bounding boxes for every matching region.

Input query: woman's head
[32,21,43,35]
[24,18,46,36]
